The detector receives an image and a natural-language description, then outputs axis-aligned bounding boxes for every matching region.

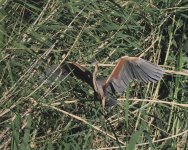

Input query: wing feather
[123,62,134,81]
[112,79,124,93]
[104,56,164,94]
[139,67,157,82]
[131,61,155,82]
[138,59,163,82]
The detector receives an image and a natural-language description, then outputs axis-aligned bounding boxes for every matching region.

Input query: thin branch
[118,98,188,108]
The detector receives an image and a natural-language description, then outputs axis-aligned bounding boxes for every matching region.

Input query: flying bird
[62,56,164,110]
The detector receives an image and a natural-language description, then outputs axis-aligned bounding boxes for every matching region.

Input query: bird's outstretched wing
[63,62,93,88]
[104,56,164,94]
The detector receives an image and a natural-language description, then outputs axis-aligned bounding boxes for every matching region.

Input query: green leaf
[11,113,21,150]
[126,130,143,150]
[20,114,32,150]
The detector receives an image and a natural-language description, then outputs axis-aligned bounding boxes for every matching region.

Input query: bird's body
[61,56,164,109]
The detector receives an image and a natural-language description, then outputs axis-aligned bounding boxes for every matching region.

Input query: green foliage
[126,129,142,150]
[1,0,188,149]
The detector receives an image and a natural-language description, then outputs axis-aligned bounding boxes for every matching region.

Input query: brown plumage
[63,56,164,109]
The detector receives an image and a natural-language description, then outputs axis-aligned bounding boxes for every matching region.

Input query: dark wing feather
[104,56,164,94]
[105,93,117,106]
[63,62,93,88]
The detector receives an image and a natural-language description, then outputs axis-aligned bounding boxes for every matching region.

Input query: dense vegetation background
[1,0,188,149]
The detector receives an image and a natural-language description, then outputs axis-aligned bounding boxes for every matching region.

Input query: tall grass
[0,0,188,149]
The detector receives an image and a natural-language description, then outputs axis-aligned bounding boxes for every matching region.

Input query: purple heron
[62,56,164,109]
